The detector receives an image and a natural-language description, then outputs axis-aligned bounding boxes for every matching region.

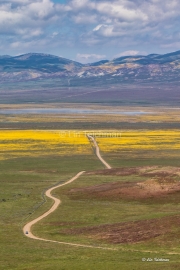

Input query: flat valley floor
[0,104,180,270]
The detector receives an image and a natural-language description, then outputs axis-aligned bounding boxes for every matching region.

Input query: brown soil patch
[86,166,180,177]
[62,215,180,244]
[71,166,180,200]
[68,177,180,200]
[86,167,142,176]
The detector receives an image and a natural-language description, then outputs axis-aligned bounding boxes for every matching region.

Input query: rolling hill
[0,51,180,86]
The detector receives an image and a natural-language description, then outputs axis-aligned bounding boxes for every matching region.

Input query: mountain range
[0,50,180,86]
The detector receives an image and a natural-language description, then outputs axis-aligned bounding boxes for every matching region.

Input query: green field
[0,155,180,269]
[1,108,180,269]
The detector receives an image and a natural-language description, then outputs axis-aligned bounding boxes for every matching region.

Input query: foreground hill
[0,51,180,86]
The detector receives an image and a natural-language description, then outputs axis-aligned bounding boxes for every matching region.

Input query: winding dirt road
[23,139,115,250]
[23,134,180,255]
[87,135,111,169]
[23,171,85,239]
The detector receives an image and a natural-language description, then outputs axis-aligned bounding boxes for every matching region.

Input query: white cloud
[94,2,147,21]
[73,13,97,24]
[93,24,103,31]
[115,51,140,57]
[70,0,89,10]
[76,53,106,63]
[0,0,58,36]
[1,0,180,57]
[69,0,180,44]
[161,42,180,49]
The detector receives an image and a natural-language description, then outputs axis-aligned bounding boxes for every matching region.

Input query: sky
[0,0,180,63]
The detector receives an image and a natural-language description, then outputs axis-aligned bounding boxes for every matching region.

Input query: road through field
[23,171,85,238]
[87,135,111,169]
[23,138,115,250]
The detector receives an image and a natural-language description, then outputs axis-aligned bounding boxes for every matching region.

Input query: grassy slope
[0,155,103,270]
[1,155,179,269]
[104,156,180,168]
[33,168,180,244]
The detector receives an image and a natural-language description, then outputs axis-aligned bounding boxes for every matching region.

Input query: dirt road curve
[23,171,85,238]
[87,135,111,169]
[23,171,115,250]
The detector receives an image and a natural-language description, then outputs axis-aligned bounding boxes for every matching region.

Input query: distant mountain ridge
[0,50,180,86]
[0,53,82,73]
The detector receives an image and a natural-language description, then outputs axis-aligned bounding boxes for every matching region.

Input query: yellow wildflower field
[1,129,180,160]
[0,130,91,160]
[96,130,180,156]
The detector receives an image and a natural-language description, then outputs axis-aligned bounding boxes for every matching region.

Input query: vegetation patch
[0,130,91,160]
[68,166,180,201]
[96,130,180,158]
[61,215,180,244]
